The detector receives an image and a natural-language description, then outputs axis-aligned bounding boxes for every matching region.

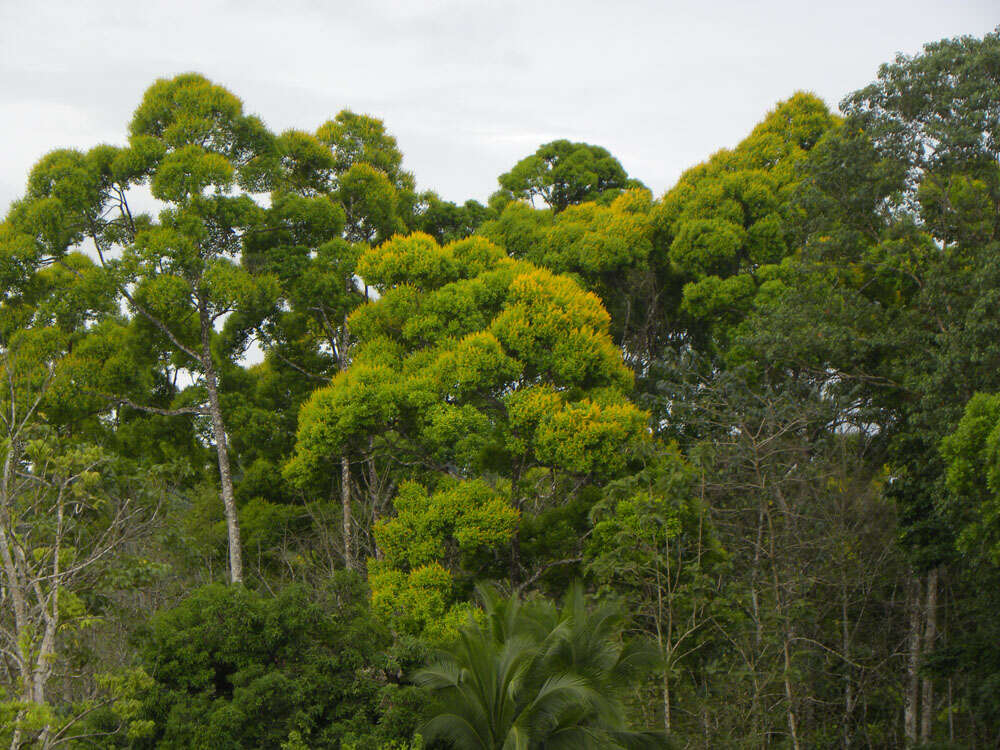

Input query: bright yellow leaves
[375,480,519,569]
[427,332,522,400]
[289,233,645,487]
[369,480,518,640]
[358,231,461,290]
[481,189,655,285]
[289,232,648,639]
[533,396,649,479]
[369,562,473,643]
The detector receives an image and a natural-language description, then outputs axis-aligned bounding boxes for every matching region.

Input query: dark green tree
[741,28,1000,745]
[120,579,419,749]
[498,141,634,213]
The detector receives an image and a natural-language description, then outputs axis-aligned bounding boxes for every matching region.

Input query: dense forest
[1,27,999,749]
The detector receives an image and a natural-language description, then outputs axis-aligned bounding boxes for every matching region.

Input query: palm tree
[413,583,669,749]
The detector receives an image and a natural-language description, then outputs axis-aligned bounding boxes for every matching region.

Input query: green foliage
[3,29,1000,749]
[842,28,1000,206]
[317,110,413,190]
[942,392,1000,565]
[287,233,647,489]
[125,580,417,749]
[479,190,667,357]
[288,232,648,643]
[414,584,667,749]
[653,92,837,349]
[498,140,634,212]
[415,193,496,244]
[369,480,518,641]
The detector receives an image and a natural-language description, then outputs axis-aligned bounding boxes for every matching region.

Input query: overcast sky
[1,1,996,214]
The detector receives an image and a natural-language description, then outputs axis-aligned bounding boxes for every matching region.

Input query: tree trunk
[341,455,353,570]
[904,574,922,745]
[654,545,670,733]
[201,307,243,584]
[365,446,385,561]
[843,578,853,750]
[750,504,765,746]
[783,633,801,750]
[920,567,938,744]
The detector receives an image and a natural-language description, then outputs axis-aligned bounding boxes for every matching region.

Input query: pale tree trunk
[1,441,30,750]
[335,315,354,572]
[1,352,140,749]
[341,456,353,570]
[904,574,923,745]
[364,441,387,561]
[920,567,939,744]
[200,305,242,584]
[842,578,854,750]
[763,491,800,750]
[782,634,801,750]
[749,504,765,746]
[2,446,65,750]
[655,532,670,733]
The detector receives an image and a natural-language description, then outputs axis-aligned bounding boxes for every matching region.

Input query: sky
[0,0,996,214]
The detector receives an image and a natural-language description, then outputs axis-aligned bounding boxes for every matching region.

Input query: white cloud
[1,0,996,212]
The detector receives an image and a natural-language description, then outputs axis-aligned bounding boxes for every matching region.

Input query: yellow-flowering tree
[479,188,668,366]
[286,233,648,638]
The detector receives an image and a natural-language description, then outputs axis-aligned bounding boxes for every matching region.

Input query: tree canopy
[2,26,1000,750]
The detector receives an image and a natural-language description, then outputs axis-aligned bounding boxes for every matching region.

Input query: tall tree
[586,444,723,737]
[3,74,287,584]
[497,140,635,213]
[651,92,837,353]
[0,250,156,748]
[478,189,670,369]
[743,28,1000,744]
[286,233,649,599]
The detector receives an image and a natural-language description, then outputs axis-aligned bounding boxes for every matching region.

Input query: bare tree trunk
[782,630,801,750]
[201,307,242,584]
[947,677,954,744]
[920,567,938,744]
[904,574,922,745]
[750,504,765,747]
[843,578,853,750]
[2,436,33,750]
[654,536,670,733]
[341,456,353,570]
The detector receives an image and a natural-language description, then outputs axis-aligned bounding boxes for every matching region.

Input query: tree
[237,111,431,574]
[937,393,1000,742]
[317,110,413,190]
[478,189,670,368]
[286,233,650,604]
[117,578,418,749]
[316,109,418,243]
[941,392,1000,565]
[414,583,666,749]
[0,253,156,748]
[651,92,837,353]
[741,28,1000,745]
[368,479,520,642]
[237,126,363,572]
[4,74,285,584]
[497,141,635,213]
[414,193,495,245]
[586,444,723,737]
